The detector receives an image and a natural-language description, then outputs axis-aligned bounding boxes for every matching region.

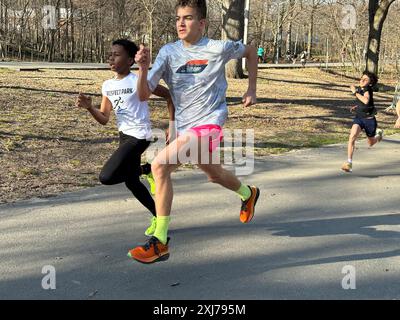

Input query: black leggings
[99,132,156,216]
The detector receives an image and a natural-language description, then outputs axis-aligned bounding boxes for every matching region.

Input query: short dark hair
[363,71,378,87]
[175,0,207,20]
[112,39,139,65]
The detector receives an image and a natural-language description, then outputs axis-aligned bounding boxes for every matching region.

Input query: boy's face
[176,6,206,42]
[360,74,371,87]
[108,45,133,73]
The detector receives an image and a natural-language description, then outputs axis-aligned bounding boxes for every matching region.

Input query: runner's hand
[166,125,176,145]
[76,93,92,110]
[135,44,150,70]
[242,90,257,107]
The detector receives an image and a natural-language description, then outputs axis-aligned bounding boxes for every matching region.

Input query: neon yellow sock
[144,216,157,236]
[153,216,171,245]
[236,184,251,201]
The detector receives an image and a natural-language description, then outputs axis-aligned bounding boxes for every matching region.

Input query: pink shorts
[188,124,223,153]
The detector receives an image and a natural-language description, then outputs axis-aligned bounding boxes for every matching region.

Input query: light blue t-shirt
[148,37,246,133]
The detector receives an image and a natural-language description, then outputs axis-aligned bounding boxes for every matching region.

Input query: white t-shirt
[147,37,246,134]
[102,73,152,140]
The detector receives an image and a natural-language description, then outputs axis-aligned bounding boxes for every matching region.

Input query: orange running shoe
[341,162,352,172]
[240,185,260,223]
[127,236,170,264]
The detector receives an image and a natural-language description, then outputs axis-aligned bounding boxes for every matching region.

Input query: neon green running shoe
[145,216,157,237]
[144,172,155,195]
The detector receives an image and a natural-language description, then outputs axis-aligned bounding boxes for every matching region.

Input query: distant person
[285,50,292,63]
[341,71,383,173]
[341,47,346,63]
[75,39,175,237]
[257,46,265,63]
[300,51,307,67]
[292,53,298,64]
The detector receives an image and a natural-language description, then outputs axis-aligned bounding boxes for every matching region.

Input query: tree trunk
[285,0,295,54]
[64,0,69,62]
[70,0,75,62]
[307,3,315,59]
[294,28,299,55]
[261,1,268,48]
[222,0,245,79]
[149,14,153,61]
[286,20,292,54]
[366,0,395,75]
[0,0,4,59]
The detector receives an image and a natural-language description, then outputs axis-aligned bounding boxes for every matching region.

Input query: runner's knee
[151,162,172,179]
[349,133,358,142]
[99,171,113,185]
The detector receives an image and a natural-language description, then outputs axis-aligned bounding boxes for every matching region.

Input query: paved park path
[1,135,399,300]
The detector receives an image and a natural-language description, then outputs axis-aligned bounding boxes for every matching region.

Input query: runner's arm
[76,93,111,125]
[152,85,175,121]
[152,84,176,144]
[242,45,258,107]
[136,45,153,101]
[355,90,370,105]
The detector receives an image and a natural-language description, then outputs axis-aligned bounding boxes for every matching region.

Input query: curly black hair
[362,71,378,87]
[112,39,139,66]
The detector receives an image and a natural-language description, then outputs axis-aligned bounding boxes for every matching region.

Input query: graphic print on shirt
[176,60,209,74]
[106,88,133,113]
[114,96,125,111]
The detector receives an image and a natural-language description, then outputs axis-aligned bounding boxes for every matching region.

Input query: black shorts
[353,117,377,137]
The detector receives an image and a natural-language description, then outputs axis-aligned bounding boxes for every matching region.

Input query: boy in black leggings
[75,39,174,236]
[341,71,383,172]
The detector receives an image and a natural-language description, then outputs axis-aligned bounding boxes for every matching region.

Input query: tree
[306,0,324,59]
[139,0,161,61]
[366,0,396,75]
[285,0,296,54]
[222,0,245,79]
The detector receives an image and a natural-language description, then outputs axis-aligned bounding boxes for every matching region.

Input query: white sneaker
[375,129,384,142]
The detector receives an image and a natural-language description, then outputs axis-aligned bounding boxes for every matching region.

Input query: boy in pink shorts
[128,0,260,264]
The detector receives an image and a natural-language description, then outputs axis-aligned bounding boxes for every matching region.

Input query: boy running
[127,0,260,264]
[75,39,174,237]
[341,71,383,172]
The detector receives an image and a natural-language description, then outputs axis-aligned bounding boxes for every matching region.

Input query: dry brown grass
[0,67,398,203]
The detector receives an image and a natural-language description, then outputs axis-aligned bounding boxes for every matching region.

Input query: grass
[0,67,399,203]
